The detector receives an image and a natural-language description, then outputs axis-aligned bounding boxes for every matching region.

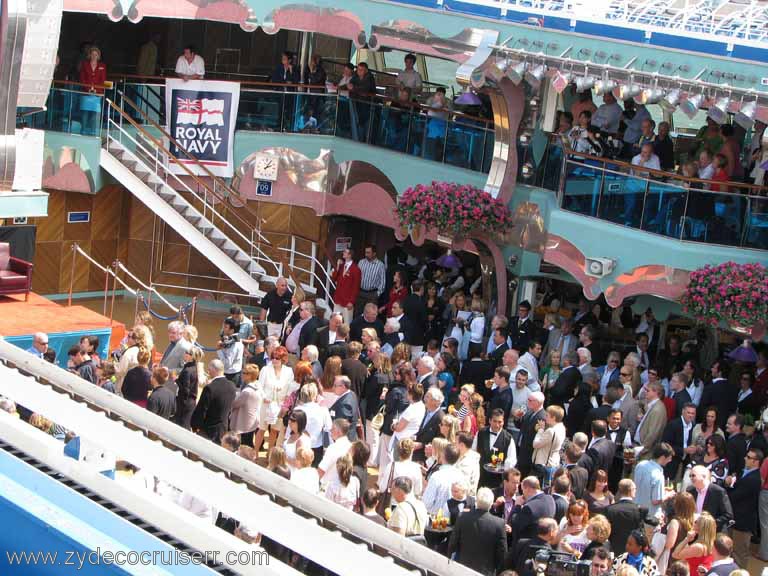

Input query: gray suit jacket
[542,328,578,367]
[160,338,193,375]
[616,392,640,434]
[636,399,667,459]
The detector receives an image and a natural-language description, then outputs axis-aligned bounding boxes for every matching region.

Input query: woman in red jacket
[79,46,107,136]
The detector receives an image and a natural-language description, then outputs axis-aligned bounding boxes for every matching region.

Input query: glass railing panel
[562,158,604,217]
[539,143,566,192]
[420,115,449,162]
[596,166,648,229]
[744,197,768,250]
[405,113,427,158]
[122,82,165,125]
[445,120,487,171]
[682,189,747,246]
[640,180,689,239]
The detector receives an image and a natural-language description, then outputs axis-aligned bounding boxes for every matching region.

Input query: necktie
[419,410,433,432]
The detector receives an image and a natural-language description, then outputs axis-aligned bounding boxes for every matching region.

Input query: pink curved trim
[264,6,363,41]
[43,163,92,194]
[543,234,601,300]
[603,266,691,308]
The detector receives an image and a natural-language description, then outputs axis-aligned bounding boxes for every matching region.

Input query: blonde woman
[175,346,206,429]
[541,349,562,390]
[672,511,716,575]
[438,414,459,444]
[424,437,449,482]
[116,325,153,395]
[320,356,343,408]
[253,346,295,455]
[182,325,199,347]
[229,364,262,447]
[455,384,477,434]
[361,327,379,348]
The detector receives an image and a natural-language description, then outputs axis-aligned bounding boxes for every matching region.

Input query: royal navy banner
[165,79,240,177]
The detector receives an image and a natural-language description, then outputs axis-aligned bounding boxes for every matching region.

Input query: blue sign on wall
[256,180,273,196]
[67,211,90,223]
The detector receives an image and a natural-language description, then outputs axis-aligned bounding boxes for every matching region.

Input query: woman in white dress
[252,346,295,457]
[290,446,320,494]
[391,379,426,449]
[324,454,360,511]
[283,409,311,471]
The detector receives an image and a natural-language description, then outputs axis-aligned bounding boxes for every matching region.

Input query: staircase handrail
[111,92,275,248]
[104,99,281,279]
[114,260,178,313]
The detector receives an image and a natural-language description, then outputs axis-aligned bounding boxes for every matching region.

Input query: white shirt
[421,464,465,515]
[378,459,424,496]
[687,380,703,406]
[291,467,320,495]
[518,352,540,387]
[600,367,617,395]
[699,163,715,181]
[471,432,517,469]
[632,153,661,171]
[175,54,205,78]
[393,401,426,443]
[469,315,485,344]
[682,417,693,450]
[593,101,622,134]
[318,436,352,488]
[298,401,333,449]
[737,388,752,403]
[608,426,633,448]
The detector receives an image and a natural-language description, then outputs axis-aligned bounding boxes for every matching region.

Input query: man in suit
[725,413,749,477]
[549,351,582,407]
[551,474,571,522]
[606,409,632,492]
[191,359,237,444]
[687,465,734,531]
[578,325,601,366]
[668,372,692,418]
[413,387,445,463]
[725,447,763,568]
[509,300,535,354]
[340,341,367,399]
[285,301,319,356]
[585,419,616,476]
[491,468,522,528]
[415,355,436,388]
[564,444,589,499]
[159,320,193,375]
[516,392,546,476]
[446,480,476,526]
[610,378,640,434]
[329,375,360,440]
[572,299,597,335]
[662,402,697,480]
[489,366,514,425]
[704,535,739,576]
[488,328,510,367]
[330,248,361,325]
[699,359,729,422]
[459,348,495,392]
[633,382,668,460]
[448,487,507,576]
[401,280,427,359]
[316,312,344,363]
[604,479,646,555]
[542,317,578,369]
[475,408,515,488]
[509,476,556,544]
[513,518,558,576]
[585,386,620,433]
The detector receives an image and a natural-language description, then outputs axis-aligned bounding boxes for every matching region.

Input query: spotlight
[617,83,642,100]
[574,75,595,93]
[636,88,665,105]
[681,93,703,119]
[735,100,757,130]
[507,61,528,85]
[707,96,731,125]
[661,89,681,111]
[525,64,547,88]
[486,60,510,83]
[594,78,617,96]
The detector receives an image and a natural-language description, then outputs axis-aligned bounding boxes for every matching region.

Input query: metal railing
[551,146,768,250]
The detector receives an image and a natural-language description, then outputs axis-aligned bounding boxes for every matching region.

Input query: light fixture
[507,61,527,85]
[735,100,757,129]
[617,83,642,100]
[661,88,681,111]
[594,78,616,96]
[681,93,704,119]
[525,64,547,88]
[486,59,510,83]
[636,87,665,105]
[574,75,595,93]
[707,95,731,125]
[456,87,481,106]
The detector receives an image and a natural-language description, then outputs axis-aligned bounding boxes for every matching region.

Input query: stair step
[185,216,202,226]
[223,248,239,259]
[212,238,227,248]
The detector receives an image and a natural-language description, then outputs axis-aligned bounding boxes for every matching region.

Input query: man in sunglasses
[26,332,49,359]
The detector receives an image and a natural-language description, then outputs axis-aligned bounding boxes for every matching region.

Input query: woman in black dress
[423,281,445,344]
[175,347,205,429]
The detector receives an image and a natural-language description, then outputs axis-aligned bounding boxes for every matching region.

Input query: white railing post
[289,235,296,271]
[309,241,317,290]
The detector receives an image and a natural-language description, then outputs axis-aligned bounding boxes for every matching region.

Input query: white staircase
[100,98,278,298]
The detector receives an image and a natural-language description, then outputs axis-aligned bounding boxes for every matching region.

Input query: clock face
[253,154,279,182]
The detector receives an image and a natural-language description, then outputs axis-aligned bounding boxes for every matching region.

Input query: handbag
[376,460,397,517]
[531,424,556,486]
[370,404,386,432]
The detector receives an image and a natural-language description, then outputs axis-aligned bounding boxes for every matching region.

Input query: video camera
[528,547,598,576]
[219,332,239,349]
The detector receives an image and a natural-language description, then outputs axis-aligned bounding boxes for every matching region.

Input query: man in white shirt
[486,316,511,355]
[518,341,542,390]
[421,444,466,515]
[455,432,481,495]
[502,349,523,383]
[396,53,423,96]
[217,318,244,388]
[388,477,428,536]
[318,419,352,488]
[592,92,622,134]
[175,45,205,81]
[631,142,661,172]
[296,382,332,462]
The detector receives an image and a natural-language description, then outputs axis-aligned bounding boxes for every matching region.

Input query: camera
[529,548,594,576]
[219,332,239,348]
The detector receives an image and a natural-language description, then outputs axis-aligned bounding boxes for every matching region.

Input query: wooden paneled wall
[27,187,327,302]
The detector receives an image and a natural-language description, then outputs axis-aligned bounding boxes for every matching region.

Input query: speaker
[584,257,616,278]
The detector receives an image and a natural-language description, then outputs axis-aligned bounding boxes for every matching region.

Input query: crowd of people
[7,245,768,576]
[558,89,767,191]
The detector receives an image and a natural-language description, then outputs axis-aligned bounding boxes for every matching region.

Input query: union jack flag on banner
[165,79,240,177]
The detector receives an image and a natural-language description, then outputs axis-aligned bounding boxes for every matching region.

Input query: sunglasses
[620,372,632,377]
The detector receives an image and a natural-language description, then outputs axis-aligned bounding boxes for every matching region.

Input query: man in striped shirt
[355,245,386,316]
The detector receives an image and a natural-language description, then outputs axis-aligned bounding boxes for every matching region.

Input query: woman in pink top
[671,511,716,575]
